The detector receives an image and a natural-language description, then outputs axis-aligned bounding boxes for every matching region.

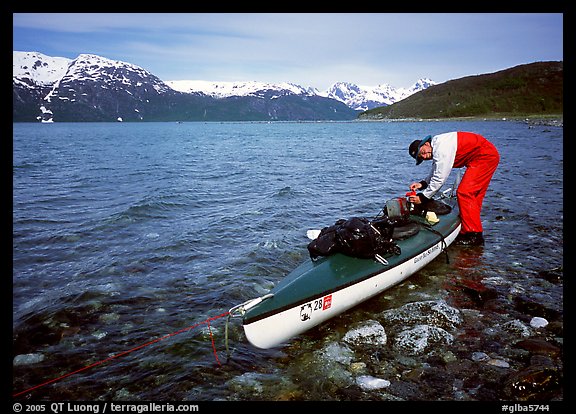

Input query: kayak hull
[242,203,461,349]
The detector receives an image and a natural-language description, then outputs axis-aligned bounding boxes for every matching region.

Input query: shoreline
[357,114,563,127]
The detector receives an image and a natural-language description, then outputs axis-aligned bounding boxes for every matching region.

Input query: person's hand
[408,194,421,204]
[409,182,422,191]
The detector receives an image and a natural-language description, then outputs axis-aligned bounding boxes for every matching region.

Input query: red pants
[456,141,500,233]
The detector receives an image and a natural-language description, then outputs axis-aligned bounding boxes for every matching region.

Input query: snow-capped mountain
[14,51,437,121]
[13,51,199,122]
[13,51,357,122]
[320,79,437,111]
[167,79,438,111]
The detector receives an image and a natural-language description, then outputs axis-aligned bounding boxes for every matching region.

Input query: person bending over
[407,131,500,246]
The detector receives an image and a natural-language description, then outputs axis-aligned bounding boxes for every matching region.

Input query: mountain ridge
[166,78,437,111]
[13,51,358,122]
[14,52,559,123]
[13,51,435,122]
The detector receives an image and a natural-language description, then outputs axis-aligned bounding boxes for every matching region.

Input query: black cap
[408,135,432,165]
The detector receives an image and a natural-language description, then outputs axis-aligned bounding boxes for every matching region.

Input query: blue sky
[12,13,563,90]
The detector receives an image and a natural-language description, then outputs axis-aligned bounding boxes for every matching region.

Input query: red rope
[13,311,230,398]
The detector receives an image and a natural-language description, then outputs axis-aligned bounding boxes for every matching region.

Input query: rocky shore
[223,264,563,401]
[522,117,563,128]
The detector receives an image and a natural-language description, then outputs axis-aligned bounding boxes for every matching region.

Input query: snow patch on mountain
[65,54,158,84]
[13,51,71,86]
[166,80,313,98]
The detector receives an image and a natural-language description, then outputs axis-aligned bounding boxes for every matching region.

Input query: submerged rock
[317,342,355,365]
[294,342,355,391]
[226,372,265,394]
[486,358,510,368]
[513,295,562,321]
[514,338,561,356]
[537,266,563,284]
[504,365,562,400]
[13,353,45,366]
[446,278,499,308]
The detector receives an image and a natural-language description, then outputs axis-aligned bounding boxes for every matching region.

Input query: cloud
[13,13,563,90]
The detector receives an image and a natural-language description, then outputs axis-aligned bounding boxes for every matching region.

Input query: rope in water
[13,311,231,398]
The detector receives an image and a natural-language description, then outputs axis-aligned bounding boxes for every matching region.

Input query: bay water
[12,120,563,401]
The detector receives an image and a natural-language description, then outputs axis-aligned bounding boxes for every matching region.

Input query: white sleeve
[422,132,457,199]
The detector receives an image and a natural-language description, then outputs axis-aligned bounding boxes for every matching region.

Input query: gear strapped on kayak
[306,216,401,263]
[306,192,454,264]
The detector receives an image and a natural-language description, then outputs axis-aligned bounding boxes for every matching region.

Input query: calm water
[12,121,563,401]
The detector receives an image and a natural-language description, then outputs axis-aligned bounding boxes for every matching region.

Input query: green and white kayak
[231,196,461,349]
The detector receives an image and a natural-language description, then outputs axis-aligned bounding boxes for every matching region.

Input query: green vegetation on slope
[359,61,563,120]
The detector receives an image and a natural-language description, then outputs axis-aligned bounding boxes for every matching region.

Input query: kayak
[230,194,461,349]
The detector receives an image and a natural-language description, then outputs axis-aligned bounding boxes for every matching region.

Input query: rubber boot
[454,232,485,246]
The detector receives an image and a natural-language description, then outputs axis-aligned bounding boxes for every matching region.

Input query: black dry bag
[307,216,400,261]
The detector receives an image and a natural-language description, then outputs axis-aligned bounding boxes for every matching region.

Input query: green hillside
[359,61,563,120]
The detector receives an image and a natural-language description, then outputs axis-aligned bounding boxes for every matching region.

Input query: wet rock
[13,316,67,351]
[402,367,425,382]
[226,371,302,401]
[482,297,511,313]
[530,317,549,328]
[356,375,391,390]
[537,266,563,284]
[501,319,531,337]
[317,342,354,365]
[99,312,120,323]
[342,319,387,347]
[486,358,510,368]
[379,300,462,333]
[114,388,136,400]
[13,353,45,366]
[226,372,265,394]
[415,364,458,398]
[451,378,470,401]
[295,342,355,391]
[545,321,563,337]
[446,278,499,308]
[349,362,367,374]
[91,331,107,340]
[444,358,475,378]
[393,325,454,356]
[441,350,457,364]
[514,338,561,356]
[396,355,420,368]
[471,352,490,362]
[523,118,563,128]
[387,380,422,400]
[504,365,562,400]
[530,355,555,368]
[513,295,562,321]
[273,389,304,401]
